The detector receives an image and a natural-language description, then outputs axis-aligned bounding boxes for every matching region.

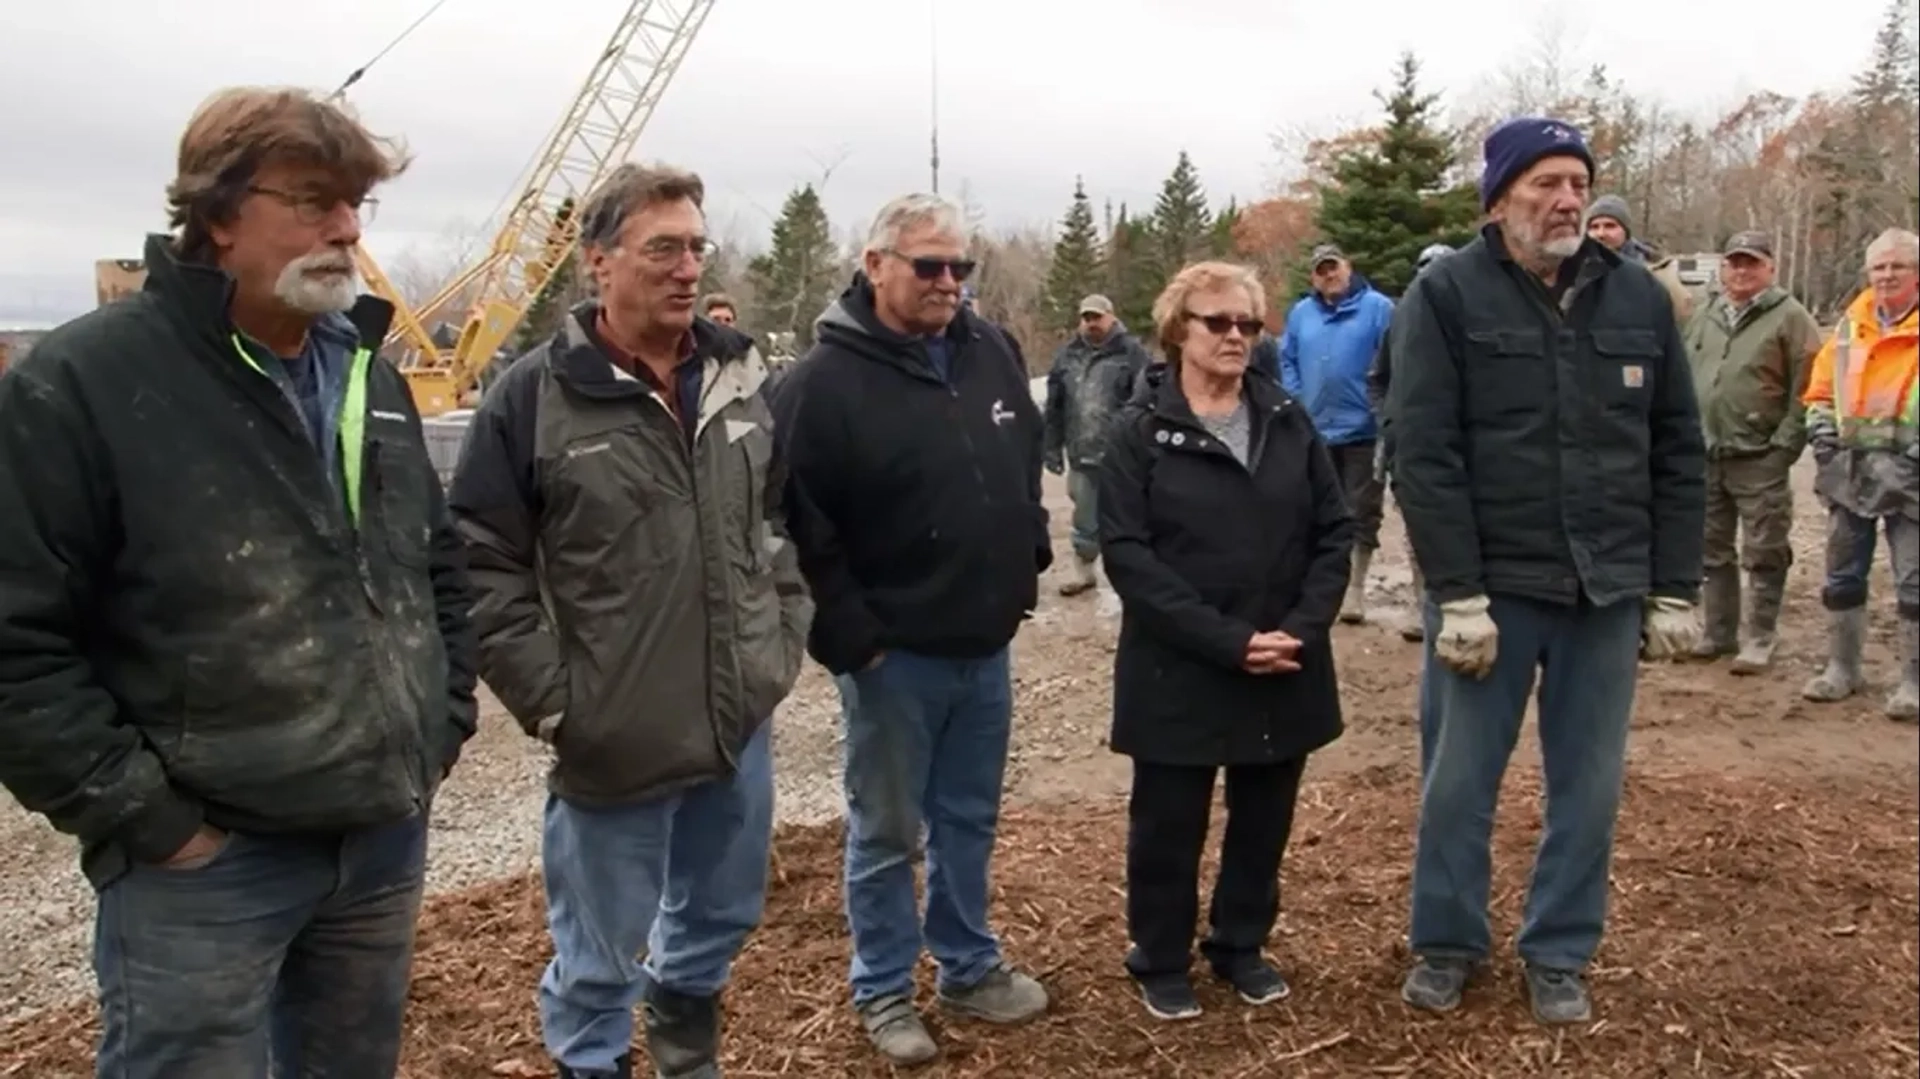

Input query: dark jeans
[1821,506,1920,618]
[92,811,428,1079]
[1124,756,1307,978]
[1328,440,1384,550]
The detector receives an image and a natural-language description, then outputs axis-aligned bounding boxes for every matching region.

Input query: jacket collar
[139,232,394,352]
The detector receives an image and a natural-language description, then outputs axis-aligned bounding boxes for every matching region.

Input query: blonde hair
[167,86,410,262]
[1150,261,1266,360]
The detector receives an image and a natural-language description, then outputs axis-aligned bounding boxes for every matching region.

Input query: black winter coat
[1097,367,1353,767]
[1386,225,1705,608]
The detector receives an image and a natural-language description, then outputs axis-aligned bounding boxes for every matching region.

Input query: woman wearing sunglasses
[1096,260,1354,1021]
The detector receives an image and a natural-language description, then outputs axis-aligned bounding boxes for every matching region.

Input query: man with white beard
[1385,117,1705,1026]
[0,87,478,1078]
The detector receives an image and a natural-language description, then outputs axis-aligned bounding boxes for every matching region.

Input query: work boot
[1730,568,1787,675]
[642,985,721,1079]
[1691,565,1740,660]
[1887,615,1919,721]
[1523,966,1593,1025]
[856,995,938,1066]
[1059,554,1098,597]
[556,1056,634,1079]
[1339,547,1373,624]
[1802,607,1867,702]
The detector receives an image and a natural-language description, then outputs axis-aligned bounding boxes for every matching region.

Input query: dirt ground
[2,458,1917,1076]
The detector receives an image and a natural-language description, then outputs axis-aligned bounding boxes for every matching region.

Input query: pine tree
[515,197,582,351]
[746,185,840,349]
[1209,198,1241,258]
[1104,205,1159,335]
[1148,151,1213,280]
[1307,52,1482,296]
[1044,177,1104,329]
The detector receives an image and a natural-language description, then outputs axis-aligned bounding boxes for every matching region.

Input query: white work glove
[1641,596,1701,661]
[1433,595,1499,679]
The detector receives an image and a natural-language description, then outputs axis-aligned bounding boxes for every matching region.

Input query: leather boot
[1691,565,1740,659]
[1802,608,1866,702]
[1887,615,1918,721]
[643,985,722,1079]
[1730,568,1787,675]
[1059,554,1097,597]
[1339,547,1372,624]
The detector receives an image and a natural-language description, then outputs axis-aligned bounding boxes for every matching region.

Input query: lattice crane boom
[360,0,718,415]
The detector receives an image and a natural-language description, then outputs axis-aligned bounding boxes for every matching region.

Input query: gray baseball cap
[1722,231,1774,259]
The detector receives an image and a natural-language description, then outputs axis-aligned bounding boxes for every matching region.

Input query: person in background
[770,193,1051,1067]
[700,291,738,326]
[1389,117,1704,1026]
[1800,226,1919,721]
[1683,230,1822,673]
[1370,241,1456,646]
[0,87,478,1078]
[1280,243,1395,624]
[1043,293,1152,597]
[450,164,810,1079]
[1098,260,1352,1022]
[1585,193,1695,326]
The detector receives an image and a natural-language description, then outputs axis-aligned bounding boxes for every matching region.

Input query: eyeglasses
[248,185,377,226]
[636,236,719,264]
[1186,312,1263,337]
[886,250,976,283]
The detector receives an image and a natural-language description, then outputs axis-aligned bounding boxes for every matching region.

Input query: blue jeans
[834,647,1013,1004]
[1416,604,1443,778]
[1409,595,1643,972]
[92,811,428,1079]
[1821,506,1920,618]
[537,722,774,1076]
[1067,469,1100,562]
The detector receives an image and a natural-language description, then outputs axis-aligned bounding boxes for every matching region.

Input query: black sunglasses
[1186,312,1263,337]
[887,249,976,283]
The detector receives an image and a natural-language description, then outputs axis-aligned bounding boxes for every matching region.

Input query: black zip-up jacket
[1099,366,1353,766]
[770,276,1050,674]
[0,234,479,887]
[1385,225,1706,608]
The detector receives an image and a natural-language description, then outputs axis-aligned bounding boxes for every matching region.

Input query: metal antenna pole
[929,0,940,193]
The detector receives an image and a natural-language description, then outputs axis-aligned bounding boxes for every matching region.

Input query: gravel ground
[3,456,1913,1029]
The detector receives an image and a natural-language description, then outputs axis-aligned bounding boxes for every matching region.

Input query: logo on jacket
[990,399,1015,426]
[1621,364,1645,388]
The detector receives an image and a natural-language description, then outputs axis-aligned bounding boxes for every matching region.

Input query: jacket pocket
[1463,329,1547,420]
[367,437,433,569]
[1590,329,1661,417]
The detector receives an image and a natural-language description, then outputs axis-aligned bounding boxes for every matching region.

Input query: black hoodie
[769,275,1050,674]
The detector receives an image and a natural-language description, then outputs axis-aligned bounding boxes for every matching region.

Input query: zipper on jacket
[657,390,740,776]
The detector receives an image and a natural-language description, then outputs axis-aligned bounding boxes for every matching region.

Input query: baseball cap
[1309,244,1345,267]
[1078,294,1115,316]
[1722,231,1774,260]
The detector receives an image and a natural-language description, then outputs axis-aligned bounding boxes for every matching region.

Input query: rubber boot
[1730,568,1787,675]
[1801,607,1866,702]
[1887,615,1918,721]
[1059,554,1098,597]
[1401,557,1425,642]
[643,985,721,1079]
[1691,565,1740,660]
[1339,547,1372,624]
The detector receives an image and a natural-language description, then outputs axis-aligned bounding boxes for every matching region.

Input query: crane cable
[328,0,455,100]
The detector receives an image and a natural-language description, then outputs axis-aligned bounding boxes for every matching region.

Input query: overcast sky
[0,0,1888,325]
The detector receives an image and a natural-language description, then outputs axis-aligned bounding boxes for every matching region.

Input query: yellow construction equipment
[89,0,717,417]
[363,0,718,415]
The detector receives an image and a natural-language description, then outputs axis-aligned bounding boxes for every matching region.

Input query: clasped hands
[1242,630,1303,674]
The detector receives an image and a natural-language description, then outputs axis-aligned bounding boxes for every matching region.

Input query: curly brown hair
[167,86,411,262]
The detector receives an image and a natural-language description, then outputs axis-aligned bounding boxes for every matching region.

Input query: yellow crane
[366,0,719,415]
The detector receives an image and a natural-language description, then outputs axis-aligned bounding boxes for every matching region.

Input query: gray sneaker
[856,995,937,1066]
[936,964,1049,1024]
[1524,966,1592,1025]
[1400,956,1473,1012]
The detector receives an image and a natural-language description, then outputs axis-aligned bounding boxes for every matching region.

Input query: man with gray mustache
[1385,117,1705,1026]
[0,87,477,1077]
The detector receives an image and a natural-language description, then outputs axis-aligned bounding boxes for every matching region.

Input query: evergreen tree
[515,197,582,351]
[1104,205,1159,335]
[1148,151,1213,280]
[1307,52,1482,296]
[1209,198,1241,258]
[746,184,839,349]
[1044,177,1104,329]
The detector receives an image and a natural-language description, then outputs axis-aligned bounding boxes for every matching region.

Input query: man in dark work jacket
[1386,117,1705,1027]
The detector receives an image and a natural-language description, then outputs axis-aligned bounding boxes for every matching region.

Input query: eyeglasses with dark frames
[885,249,976,283]
[1185,312,1263,337]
